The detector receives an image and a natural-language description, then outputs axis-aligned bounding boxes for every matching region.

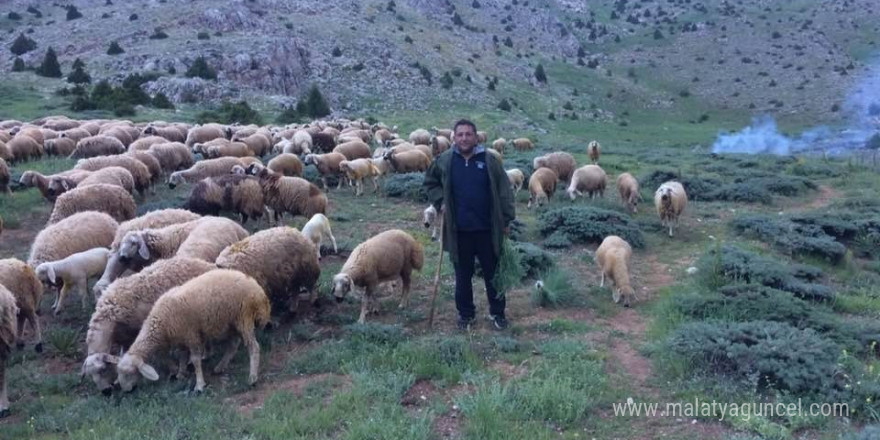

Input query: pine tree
[67,65,91,84]
[305,84,330,118]
[534,64,547,83]
[36,47,62,78]
[107,41,124,55]
[185,56,217,80]
[72,57,85,70]
[151,93,174,109]
[10,33,37,56]
[11,57,26,72]
[66,5,83,20]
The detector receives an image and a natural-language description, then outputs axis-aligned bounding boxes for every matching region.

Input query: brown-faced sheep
[566,165,607,200]
[528,167,558,209]
[304,152,347,190]
[47,184,137,224]
[83,257,216,394]
[0,285,16,416]
[44,137,77,157]
[59,127,92,144]
[185,125,227,148]
[533,152,576,182]
[430,135,451,156]
[339,158,380,196]
[216,227,320,313]
[492,138,507,154]
[6,135,43,162]
[512,138,534,151]
[333,140,372,161]
[184,174,266,225]
[256,168,327,224]
[506,168,525,193]
[301,213,338,261]
[142,125,186,143]
[654,181,688,238]
[0,159,8,194]
[28,211,118,269]
[409,129,431,146]
[19,170,90,201]
[265,153,303,177]
[147,142,194,173]
[383,149,431,173]
[587,140,601,164]
[332,229,424,324]
[0,259,43,352]
[114,269,270,392]
[596,235,636,307]
[35,248,110,315]
[167,157,244,188]
[616,172,641,213]
[75,155,152,197]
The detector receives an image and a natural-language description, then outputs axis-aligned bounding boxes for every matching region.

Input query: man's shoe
[457,317,475,330]
[489,314,508,330]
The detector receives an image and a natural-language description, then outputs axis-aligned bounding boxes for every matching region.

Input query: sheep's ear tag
[138,363,159,381]
[46,266,56,284]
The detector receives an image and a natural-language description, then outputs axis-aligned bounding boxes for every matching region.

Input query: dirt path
[793,184,840,212]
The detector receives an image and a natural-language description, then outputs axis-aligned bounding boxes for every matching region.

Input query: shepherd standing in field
[424,119,516,330]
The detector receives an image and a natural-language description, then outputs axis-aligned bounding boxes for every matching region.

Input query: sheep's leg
[356,179,363,196]
[15,315,25,349]
[0,367,7,417]
[78,279,89,310]
[28,311,42,353]
[371,176,379,192]
[241,329,260,386]
[357,286,372,324]
[213,338,241,374]
[399,272,411,309]
[189,347,206,392]
[328,232,338,254]
[336,175,343,190]
[54,283,71,316]
[600,271,605,287]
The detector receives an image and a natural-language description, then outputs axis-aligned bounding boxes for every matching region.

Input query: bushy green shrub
[705,183,772,204]
[10,33,37,56]
[196,100,263,125]
[731,215,847,262]
[185,56,217,80]
[107,41,124,55]
[538,206,644,248]
[543,231,572,249]
[665,321,840,394]
[639,169,721,201]
[382,173,427,201]
[512,241,554,278]
[790,162,844,178]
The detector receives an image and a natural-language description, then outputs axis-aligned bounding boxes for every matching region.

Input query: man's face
[454,125,477,154]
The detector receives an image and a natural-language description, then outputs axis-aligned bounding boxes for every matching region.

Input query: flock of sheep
[0,114,689,416]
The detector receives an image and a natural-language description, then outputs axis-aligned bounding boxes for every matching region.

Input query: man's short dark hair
[453,119,477,134]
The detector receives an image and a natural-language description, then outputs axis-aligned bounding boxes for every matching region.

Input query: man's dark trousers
[454,230,505,320]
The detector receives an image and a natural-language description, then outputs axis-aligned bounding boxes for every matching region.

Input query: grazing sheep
[256,168,327,224]
[238,156,263,168]
[512,138,534,151]
[173,217,249,262]
[371,157,392,180]
[373,128,395,148]
[115,220,205,275]
[528,167,558,209]
[283,130,313,155]
[48,184,137,224]
[566,165,607,201]
[19,170,89,201]
[49,166,135,199]
[0,159,8,194]
[235,133,271,157]
[492,138,507,154]
[6,135,43,162]
[265,153,303,177]
[654,181,688,238]
[587,140,601,164]
[311,132,336,153]
[340,128,371,144]
[147,142,194,173]
[533,152,577,182]
[332,229,424,323]
[506,168,525,193]
[167,157,244,188]
[0,259,43,352]
[75,155,152,197]
[128,136,167,152]
[143,125,187,143]
[339,158,380,196]
[383,149,431,173]
[204,141,254,159]
[59,127,92,144]
[99,127,134,147]
[423,205,439,241]
[42,118,79,131]
[0,285,16,417]
[596,235,636,307]
[616,172,641,213]
[216,227,320,313]
[300,214,338,261]
[185,125,227,148]
[16,127,45,146]
[44,137,77,157]
[28,211,118,269]
[430,135,451,156]
[333,140,372,161]
[390,142,433,159]
[0,141,10,162]
[409,129,431,146]
[128,151,163,189]
[35,248,110,315]
[115,269,270,393]
[303,152,347,190]
[83,257,216,394]
[184,174,266,225]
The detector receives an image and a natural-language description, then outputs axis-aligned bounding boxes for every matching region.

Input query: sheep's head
[47,177,73,200]
[613,285,635,308]
[35,263,61,288]
[18,171,35,187]
[245,163,264,175]
[168,172,184,189]
[303,154,317,166]
[118,232,149,263]
[116,353,159,392]
[528,191,546,209]
[143,126,156,135]
[566,187,578,201]
[533,157,546,170]
[332,273,353,302]
[657,185,674,203]
[83,353,119,395]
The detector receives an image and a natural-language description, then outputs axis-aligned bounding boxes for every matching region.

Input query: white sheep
[0,259,43,352]
[422,205,439,241]
[70,135,126,159]
[654,181,688,237]
[566,165,607,201]
[47,184,137,224]
[596,235,636,307]
[587,140,601,164]
[528,167,558,209]
[409,129,431,146]
[28,211,118,269]
[0,285,17,417]
[114,269,271,393]
[75,155,152,197]
[301,213,338,261]
[506,168,525,193]
[339,158,380,196]
[617,172,641,213]
[35,248,110,315]
[332,229,424,323]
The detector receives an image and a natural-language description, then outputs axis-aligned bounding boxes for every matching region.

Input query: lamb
[82,257,216,394]
[167,157,244,188]
[93,209,202,297]
[47,184,137,224]
[300,214,338,261]
[506,168,525,193]
[654,181,688,237]
[409,129,431,146]
[587,140,601,164]
[6,135,43,162]
[128,135,167,152]
[59,127,92,144]
[332,229,424,324]
[616,172,641,213]
[114,269,271,393]
[333,140,372,161]
[383,149,431,173]
[75,155,152,197]
[303,152,347,190]
[0,159,8,194]
[28,211,118,269]
[44,137,77,157]
[566,165,607,201]
[0,285,16,417]
[422,205,439,241]
[595,235,636,307]
[339,158,380,196]
[255,168,327,224]
[147,142,194,173]
[35,248,110,315]
[527,167,558,209]
[235,133,271,157]
[49,166,135,198]
[512,138,534,151]
[492,138,507,154]
[216,227,320,313]
[311,132,336,153]
[430,135,451,156]
[533,152,577,182]
[185,125,227,148]
[0,259,43,352]
[265,153,303,177]
[204,141,254,159]
[143,125,186,143]
[184,174,266,225]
